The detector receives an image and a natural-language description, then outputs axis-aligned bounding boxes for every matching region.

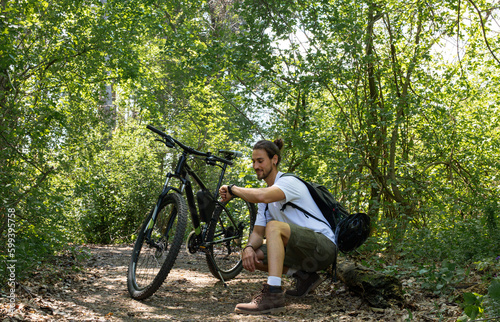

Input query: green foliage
[380,260,466,296]
[71,121,163,243]
[418,262,466,295]
[0,198,73,282]
[462,292,483,320]
[397,216,500,264]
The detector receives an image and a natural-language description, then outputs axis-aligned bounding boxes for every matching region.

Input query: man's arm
[246,225,265,250]
[242,225,265,272]
[219,185,285,204]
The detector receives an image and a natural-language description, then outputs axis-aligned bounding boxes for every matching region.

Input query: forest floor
[0,244,469,321]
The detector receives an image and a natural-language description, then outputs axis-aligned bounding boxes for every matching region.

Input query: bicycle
[127,125,256,300]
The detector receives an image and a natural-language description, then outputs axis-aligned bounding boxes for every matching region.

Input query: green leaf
[488,279,500,301]
[463,292,477,306]
[464,305,479,320]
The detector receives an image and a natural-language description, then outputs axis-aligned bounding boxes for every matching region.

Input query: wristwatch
[228,184,236,197]
[243,243,254,251]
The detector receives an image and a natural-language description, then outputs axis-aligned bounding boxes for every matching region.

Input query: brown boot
[285,271,322,297]
[234,283,285,315]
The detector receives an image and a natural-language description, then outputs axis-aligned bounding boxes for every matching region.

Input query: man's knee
[265,221,291,245]
[265,220,290,236]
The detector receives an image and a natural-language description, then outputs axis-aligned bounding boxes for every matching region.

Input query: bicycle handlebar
[146,125,239,165]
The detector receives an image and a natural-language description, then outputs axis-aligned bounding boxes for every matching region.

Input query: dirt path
[1,245,463,321]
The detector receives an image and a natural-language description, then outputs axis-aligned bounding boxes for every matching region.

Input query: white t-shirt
[254,172,336,244]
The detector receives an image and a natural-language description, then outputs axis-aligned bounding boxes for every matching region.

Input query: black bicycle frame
[146,148,235,245]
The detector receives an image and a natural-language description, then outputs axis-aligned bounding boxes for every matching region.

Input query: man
[219,139,337,315]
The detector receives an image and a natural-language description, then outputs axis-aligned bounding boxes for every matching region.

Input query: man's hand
[241,247,262,272]
[219,185,232,203]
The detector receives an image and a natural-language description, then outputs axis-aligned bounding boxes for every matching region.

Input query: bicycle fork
[144,200,175,252]
[144,175,183,249]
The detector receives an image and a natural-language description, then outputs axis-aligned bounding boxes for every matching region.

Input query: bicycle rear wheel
[205,198,256,281]
[127,192,187,300]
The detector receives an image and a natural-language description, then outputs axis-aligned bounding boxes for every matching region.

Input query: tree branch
[467,0,500,65]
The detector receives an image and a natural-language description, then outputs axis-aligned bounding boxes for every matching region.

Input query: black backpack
[280,173,370,253]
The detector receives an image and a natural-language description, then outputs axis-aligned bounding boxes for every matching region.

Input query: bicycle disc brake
[146,231,168,254]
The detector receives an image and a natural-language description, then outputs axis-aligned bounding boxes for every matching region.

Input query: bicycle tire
[127,192,187,300]
[205,198,256,281]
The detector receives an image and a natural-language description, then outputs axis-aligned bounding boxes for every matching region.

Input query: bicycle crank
[186,230,201,254]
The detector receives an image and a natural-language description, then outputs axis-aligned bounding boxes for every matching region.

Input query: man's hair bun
[273,138,284,151]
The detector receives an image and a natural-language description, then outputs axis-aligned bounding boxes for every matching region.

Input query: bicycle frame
[145,140,238,252]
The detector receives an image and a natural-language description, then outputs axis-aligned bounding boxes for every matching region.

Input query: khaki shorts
[260,222,337,272]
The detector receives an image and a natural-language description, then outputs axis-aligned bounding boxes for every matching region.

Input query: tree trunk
[365,4,383,218]
[337,261,405,308]
[100,0,116,131]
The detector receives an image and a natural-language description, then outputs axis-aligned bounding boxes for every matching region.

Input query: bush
[72,122,163,243]
[396,215,500,265]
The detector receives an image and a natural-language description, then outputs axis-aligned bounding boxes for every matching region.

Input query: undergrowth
[360,214,500,321]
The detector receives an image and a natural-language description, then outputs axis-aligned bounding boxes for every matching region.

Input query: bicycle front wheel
[206,198,256,281]
[127,192,187,300]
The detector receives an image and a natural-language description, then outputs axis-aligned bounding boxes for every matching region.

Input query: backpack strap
[280,202,332,230]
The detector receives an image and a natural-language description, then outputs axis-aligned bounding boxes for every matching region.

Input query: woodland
[1,0,500,320]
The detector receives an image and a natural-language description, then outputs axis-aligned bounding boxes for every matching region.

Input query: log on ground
[337,261,405,308]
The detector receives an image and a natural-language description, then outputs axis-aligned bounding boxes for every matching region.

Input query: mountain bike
[127,125,256,300]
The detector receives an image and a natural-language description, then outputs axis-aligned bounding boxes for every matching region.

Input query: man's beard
[256,166,272,180]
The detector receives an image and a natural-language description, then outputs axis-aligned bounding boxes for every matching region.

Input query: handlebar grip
[146,125,166,137]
